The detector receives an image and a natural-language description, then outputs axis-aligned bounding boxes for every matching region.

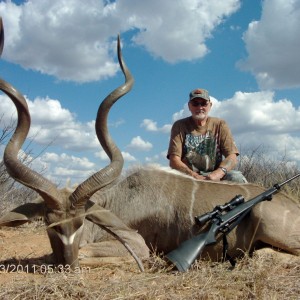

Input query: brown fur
[78,167,300,261]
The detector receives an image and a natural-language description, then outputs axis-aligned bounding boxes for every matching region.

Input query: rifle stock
[166,232,214,272]
[165,173,300,272]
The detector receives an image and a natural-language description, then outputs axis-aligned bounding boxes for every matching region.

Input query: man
[167,88,246,183]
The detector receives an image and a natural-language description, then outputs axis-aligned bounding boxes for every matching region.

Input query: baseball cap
[189,88,210,102]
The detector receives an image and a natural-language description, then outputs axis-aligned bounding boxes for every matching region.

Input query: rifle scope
[195,194,245,226]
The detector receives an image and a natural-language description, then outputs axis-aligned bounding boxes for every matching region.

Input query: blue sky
[0,0,300,186]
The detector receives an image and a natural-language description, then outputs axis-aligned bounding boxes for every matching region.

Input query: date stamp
[0,264,91,274]
[0,264,31,273]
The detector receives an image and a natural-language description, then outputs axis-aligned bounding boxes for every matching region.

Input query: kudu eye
[73,218,84,231]
[51,225,63,234]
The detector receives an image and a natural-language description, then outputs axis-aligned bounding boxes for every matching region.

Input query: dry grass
[0,225,299,300]
[238,146,300,197]
[0,250,299,299]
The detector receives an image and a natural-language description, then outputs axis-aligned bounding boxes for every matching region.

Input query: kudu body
[92,169,300,259]
[0,19,299,271]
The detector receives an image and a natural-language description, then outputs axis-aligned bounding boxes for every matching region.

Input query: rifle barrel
[278,173,300,188]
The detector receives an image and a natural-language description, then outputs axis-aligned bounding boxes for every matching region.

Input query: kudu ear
[85,202,146,272]
[0,200,45,227]
[85,202,135,233]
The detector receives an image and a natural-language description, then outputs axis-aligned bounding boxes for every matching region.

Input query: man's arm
[169,154,206,180]
[206,120,239,181]
[206,153,238,181]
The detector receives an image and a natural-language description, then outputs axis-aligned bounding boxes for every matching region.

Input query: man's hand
[205,168,225,181]
[190,171,206,180]
[205,154,238,181]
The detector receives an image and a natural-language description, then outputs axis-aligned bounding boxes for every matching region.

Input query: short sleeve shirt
[167,116,239,172]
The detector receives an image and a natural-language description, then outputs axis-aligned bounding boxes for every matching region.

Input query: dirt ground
[0,224,300,299]
[0,225,49,282]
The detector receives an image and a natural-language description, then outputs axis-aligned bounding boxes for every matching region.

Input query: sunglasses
[190,100,209,107]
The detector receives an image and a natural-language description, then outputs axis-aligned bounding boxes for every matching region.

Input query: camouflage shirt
[167,116,239,172]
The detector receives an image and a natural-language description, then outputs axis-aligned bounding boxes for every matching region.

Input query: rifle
[166,173,300,272]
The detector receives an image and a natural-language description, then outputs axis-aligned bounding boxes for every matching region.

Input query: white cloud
[0,87,135,184]
[108,118,125,128]
[0,0,240,82]
[116,0,240,63]
[239,0,300,89]
[28,97,74,124]
[145,154,160,163]
[44,152,95,169]
[95,150,135,162]
[41,150,136,185]
[94,151,136,175]
[95,149,109,161]
[0,94,17,123]
[145,151,167,163]
[172,105,189,122]
[31,151,98,186]
[0,93,101,151]
[141,119,171,133]
[127,136,152,151]
[122,151,136,162]
[211,91,300,135]
[0,0,120,82]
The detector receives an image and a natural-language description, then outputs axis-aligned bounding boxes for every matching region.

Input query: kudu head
[0,18,138,269]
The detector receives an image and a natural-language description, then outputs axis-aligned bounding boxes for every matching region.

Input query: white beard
[192,112,207,121]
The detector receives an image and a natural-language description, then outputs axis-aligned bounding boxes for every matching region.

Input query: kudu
[0,18,148,271]
[0,18,300,272]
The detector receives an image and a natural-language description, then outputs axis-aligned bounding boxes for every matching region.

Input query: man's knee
[224,170,247,183]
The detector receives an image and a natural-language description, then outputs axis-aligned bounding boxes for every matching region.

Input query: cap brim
[189,96,210,102]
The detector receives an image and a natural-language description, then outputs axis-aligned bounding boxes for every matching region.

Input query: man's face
[188,98,212,121]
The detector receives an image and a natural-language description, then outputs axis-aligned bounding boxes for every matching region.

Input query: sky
[0,0,300,186]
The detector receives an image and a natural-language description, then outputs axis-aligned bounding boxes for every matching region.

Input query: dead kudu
[0,19,300,272]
